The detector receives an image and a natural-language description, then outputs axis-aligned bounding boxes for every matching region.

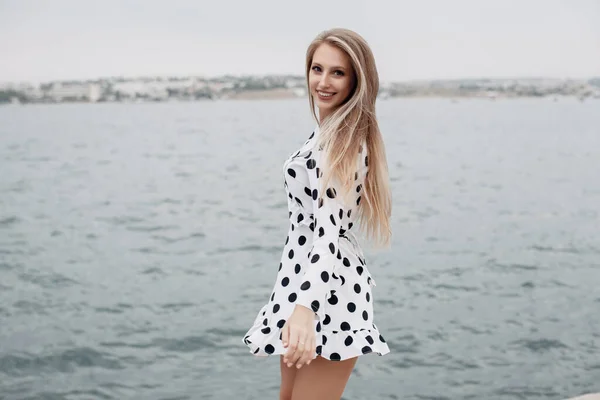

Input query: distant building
[46,82,101,102]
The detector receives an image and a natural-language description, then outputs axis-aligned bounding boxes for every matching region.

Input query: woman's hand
[281,304,316,369]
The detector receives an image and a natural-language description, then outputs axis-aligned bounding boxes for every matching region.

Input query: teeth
[318,91,334,97]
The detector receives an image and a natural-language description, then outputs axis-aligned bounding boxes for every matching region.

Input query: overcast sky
[1,0,599,84]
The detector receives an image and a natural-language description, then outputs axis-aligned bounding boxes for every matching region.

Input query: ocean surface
[0,98,599,400]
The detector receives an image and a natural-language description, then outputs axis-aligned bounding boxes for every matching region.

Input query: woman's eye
[311,66,343,76]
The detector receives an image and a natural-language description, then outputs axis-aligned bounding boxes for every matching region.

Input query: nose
[317,72,331,90]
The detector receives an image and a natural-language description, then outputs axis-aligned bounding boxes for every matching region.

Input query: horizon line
[3,73,599,86]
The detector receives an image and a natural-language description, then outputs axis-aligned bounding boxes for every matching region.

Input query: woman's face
[308,43,356,120]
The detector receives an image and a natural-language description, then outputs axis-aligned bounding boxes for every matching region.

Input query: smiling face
[308,43,356,122]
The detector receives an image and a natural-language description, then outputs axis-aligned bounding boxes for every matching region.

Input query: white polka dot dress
[242,124,390,361]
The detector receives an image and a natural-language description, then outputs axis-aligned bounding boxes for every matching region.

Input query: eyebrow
[312,62,347,71]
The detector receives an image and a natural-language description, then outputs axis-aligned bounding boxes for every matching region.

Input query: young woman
[243,28,392,400]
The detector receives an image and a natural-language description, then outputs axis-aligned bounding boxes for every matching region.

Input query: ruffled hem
[242,322,390,361]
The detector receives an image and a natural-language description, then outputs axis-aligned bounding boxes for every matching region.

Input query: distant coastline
[1,75,599,105]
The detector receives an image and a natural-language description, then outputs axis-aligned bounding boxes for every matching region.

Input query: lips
[317,91,336,100]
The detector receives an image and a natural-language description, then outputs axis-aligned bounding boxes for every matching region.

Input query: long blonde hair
[305,28,392,249]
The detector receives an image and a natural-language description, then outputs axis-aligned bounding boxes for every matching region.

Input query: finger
[286,329,300,367]
[281,322,289,348]
[296,333,311,368]
[308,335,316,362]
[290,331,306,366]
[298,334,314,368]
[281,323,290,363]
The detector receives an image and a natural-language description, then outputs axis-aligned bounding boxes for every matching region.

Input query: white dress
[242,124,390,361]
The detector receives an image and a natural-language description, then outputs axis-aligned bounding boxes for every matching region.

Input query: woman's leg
[291,355,358,400]
[280,355,299,400]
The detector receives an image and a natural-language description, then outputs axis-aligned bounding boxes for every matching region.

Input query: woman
[243,28,392,400]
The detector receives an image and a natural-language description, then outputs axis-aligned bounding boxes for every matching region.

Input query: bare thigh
[292,355,358,400]
[280,355,298,400]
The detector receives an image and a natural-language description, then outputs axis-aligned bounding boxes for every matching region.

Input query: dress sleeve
[295,149,345,317]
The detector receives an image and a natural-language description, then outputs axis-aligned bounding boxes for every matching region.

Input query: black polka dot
[298,235,306,245]
[323,314,331,325]
[357,266,364,275]
[311,254,320,263]
[287,168,296,178]
[322,335,328,345]
[338,209,343,219]
[304,187,312,197]
[304,151,312,159]
[312,189,318,200]
[297,214,304,224]
[300,281,311,291]
[362,311,369,320]
[379,335,386,343]
[316,322,321,332]
[328,294,338,305]
[306,159,316,169]
[295,264,301,274]
[344,336,354,346]
[281,277,289,287]
[273,304,280,313]
[341,322,351,331]
[326,188,337,198]
[288,249,294,259]
[271,292,275,301]
[361,346,372,354]
[318,198,324,208]
[329,215,336,225]
[285,236,289,245]
[330,353,341,361]
[354,283,361,293]
[316,345,322,355]
[347,209,352,218]
[320,271,329,282]
[347,302,356,312]
[366,335,374,345]
[311,300,320,312]
[263,318,268,326]
[265,344,275,354]
[340,275,346,286]
[343,257,350,267]
[288,293,297,302]
[261,327,271,334]
[356,196,362,205]
[295,197,302,206]
[278,263,282,271]
[277,319,286,328]
[356,184,362,193]
[329,243,335,253]
[318,227,325,237]
[366,292,371,303]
